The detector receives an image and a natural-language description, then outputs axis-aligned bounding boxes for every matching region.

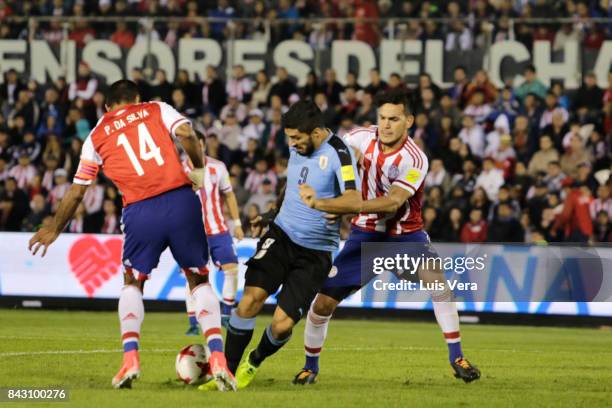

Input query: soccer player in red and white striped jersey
[294,89,481,385]
[183,132,244,334]
[345,120,427,235]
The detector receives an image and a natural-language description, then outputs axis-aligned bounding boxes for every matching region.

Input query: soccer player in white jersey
[184,132,244,334]
[293,89,481,385]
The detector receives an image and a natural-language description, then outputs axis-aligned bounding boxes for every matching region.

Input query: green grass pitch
[1,309,611,407]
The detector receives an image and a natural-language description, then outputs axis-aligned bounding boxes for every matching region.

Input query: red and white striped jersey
[590,198,612,219]
[184,156,233,236]
[343,126,429,235]
[8,164,37,189]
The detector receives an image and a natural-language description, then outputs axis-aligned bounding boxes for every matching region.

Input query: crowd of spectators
[0,0,611,50]
[0,1,611,243]
[1,59,611,243]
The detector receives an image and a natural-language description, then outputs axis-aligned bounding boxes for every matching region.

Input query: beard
[296,141,315,156]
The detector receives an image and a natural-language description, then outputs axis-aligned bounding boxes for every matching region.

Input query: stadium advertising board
[1,232,610,317]
[0,39,610,89]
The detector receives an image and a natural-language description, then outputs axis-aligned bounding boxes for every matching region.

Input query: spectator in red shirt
[69,20,96,49]
[68,62,98,106]
[461,208,488,243]
[583,27,605,51]
[353,0,380,47]
[0,0,13,19]
[463,70,498,105]
[532,26,555,43]
[552,183,594,242]
[111,21,135,49]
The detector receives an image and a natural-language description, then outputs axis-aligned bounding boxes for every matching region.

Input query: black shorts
[245,223,332,323]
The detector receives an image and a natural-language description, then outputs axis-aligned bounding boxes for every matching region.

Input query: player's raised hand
[188,168,205,190]
[28,227,59,257]
[299,184,317,208]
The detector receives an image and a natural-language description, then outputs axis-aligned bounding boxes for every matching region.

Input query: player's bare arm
[223,190,244,240]
[351,146,363,167]
[299,184,362,214]
[175,123,204,188]
[29,183,88,257]
[359,185,413,214]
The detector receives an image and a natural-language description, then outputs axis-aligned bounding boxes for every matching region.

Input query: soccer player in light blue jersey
[199,100,362,391]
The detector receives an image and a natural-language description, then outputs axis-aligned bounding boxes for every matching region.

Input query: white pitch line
[0,348,176,357]
[0,347,434,358]
[2,346,611,358]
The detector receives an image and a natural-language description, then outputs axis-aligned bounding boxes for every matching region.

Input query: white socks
[118,284,144,352]
[191,283,224,353]
[303,305,332,372]
[221,265,238,305]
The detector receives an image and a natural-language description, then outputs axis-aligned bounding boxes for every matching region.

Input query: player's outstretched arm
[300,185,362,214]
[28,183,88,257]
[175,123,204,188]
[223,191,244,240]
[360,186,412,214]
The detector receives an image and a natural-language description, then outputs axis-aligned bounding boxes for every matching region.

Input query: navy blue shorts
[320,227,431,301]
[208,231,238,266]
[121,186,208,279]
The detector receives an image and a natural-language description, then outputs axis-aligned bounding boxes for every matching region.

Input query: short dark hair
[106,79,140,106]
[281,100,325,134]
[374,89,411,113]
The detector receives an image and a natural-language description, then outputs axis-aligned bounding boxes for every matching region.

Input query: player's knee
[270,317,294,339]
[222,263,238,274]
[123,272,144,291]
[236,292,266,318]
[184,271,208,289]
[312,296,338,316]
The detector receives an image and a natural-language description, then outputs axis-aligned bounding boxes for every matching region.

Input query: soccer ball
[175,344,212,385]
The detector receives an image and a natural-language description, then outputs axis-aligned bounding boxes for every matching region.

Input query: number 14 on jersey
[117,123,165,176]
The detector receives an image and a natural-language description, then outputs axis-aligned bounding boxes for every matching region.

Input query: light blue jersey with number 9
[274,133,360,252]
